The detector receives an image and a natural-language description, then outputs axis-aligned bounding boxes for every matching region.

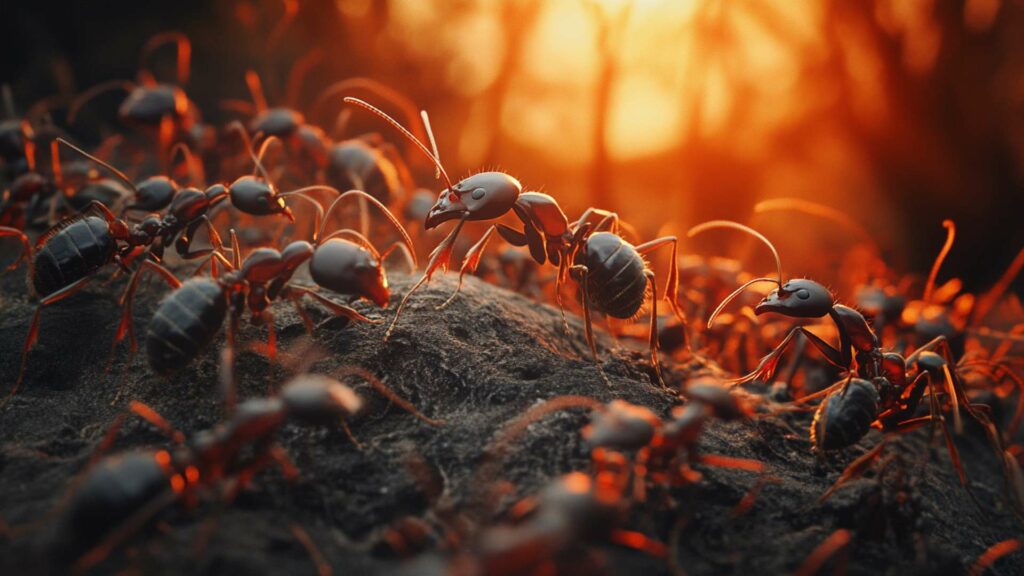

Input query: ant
[0,128,316,402]
[144,190,416,404]
[582,381,765,504]
[688,220,1011,496]
[69,32,198,156]
[342,98,688,383]
[462,470,664,575]
[41,368,441,572]
[312,78,427,207]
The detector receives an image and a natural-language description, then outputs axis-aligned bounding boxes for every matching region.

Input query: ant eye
[471,188,485,200]
[796,289,810,300]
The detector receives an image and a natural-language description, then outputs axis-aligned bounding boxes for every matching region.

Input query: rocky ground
[0,267,1021,575]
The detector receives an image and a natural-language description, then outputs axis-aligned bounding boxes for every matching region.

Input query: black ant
[342,98,688,382]
[69,32,198,148]
[144,190,416,406]
[40,368,441,572]
[312,78,427,207]
[0,127,319,402]
[688,220,1011,497]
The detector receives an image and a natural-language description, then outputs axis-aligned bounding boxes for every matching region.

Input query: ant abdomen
[146,278,228,375]
[32,216,117,296]
[811,378,880,451]
[577,232,646,319]
[58,451,172,564]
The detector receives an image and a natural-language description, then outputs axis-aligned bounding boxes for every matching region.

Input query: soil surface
[0,267,1021,575]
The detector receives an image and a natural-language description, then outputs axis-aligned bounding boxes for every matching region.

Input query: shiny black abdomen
[32,216,116,296]
[580,232,647,319]
[812,378,879,450]
[61,452,171,560]
[146,278,227,374]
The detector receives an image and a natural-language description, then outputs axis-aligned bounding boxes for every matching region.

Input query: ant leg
[571,264,611,386]
[75,489,179,573]
[731,475,782,517]
[437,225,497,310]
[0,226,31,273]
[112,259,181,355]
[290,299,316,335]
[924,372,968,485]
[634,236,684,322]
[221,312,241,415]
[971,539,1023,576]
[609,530,666,557]
[379,240,417,273]
[496,223,528,247]
[285,284,379,324]
[740,327,847,386]
[818,440,888,502]
[384,217,466,342]
[644,270,666,388]
[290,523,333,576]
[794,529,852,576]
[337,366,444,426]
[5,277,93,405]
[128,400,185,444]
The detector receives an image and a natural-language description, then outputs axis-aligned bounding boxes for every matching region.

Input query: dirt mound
[0,271,1020,575]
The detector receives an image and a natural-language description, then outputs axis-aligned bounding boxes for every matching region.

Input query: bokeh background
[3,0,1023,293]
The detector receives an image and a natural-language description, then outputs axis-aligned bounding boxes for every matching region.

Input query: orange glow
[154,450,171,467]
[170,474,186,494]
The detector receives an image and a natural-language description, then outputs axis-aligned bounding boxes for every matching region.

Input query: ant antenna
[311,78,426,141]
[688,220,785,328]
[245,70,269,113]
[924,219,955,304]
[285,48,324,108]
[168,141,200,183]
[687,220,783,286]
[139,31,191,85]
[421,110,441,180]
[227,121,273,183]
[343,97,455,193]
[754,198,875,249]
[704,277,780,329]
[68,80,136,125]
[56,138,138,195]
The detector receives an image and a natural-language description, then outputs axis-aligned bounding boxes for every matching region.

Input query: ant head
[309,238,390,308]
[117,84,190,126]
[281,374,362,427]
[129,214,163,245]
[425,171,522,229]
[342,97,520,229]
[754,278,834,318]
[251,107,304,139]
[913,350,947,374]
[228,175,292,221]
[130,176,179,212]
[582,400,660,452]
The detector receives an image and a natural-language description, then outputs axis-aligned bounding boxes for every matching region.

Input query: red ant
[144,190,416,407]
[38,368,440,572]
[342,98,688,384]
